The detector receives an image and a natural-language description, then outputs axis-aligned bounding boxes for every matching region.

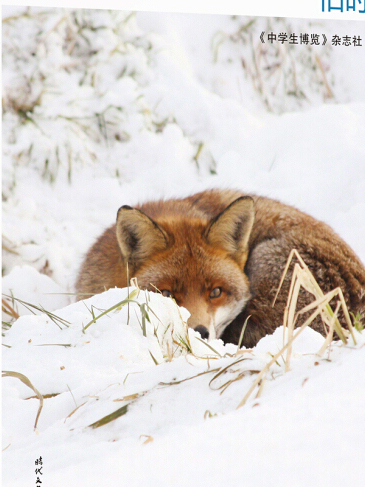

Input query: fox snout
[185,294,248,341]
[187,310,216,340]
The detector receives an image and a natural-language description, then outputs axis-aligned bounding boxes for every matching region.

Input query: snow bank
[3,275,365,486]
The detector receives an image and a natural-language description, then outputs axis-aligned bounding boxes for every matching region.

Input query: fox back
[76,189,365,347]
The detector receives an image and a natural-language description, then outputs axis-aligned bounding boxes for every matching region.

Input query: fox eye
[161,289,173,298]
[210,287,222,299]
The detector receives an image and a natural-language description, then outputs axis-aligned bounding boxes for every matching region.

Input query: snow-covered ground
[2,7,365,486]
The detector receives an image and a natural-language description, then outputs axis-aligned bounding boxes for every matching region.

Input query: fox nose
[194,325,209,340]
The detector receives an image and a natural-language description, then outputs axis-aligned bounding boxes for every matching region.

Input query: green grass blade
[88,404,129,429]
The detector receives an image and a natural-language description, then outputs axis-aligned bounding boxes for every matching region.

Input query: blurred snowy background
[2,8,364,301]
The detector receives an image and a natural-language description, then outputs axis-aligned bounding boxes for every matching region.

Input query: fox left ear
[205,196,255,268]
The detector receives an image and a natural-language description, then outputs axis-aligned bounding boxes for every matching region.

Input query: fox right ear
[205,196,255,268]
[116,206,168,269]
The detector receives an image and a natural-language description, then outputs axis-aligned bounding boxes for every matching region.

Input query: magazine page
[2,1,364,485]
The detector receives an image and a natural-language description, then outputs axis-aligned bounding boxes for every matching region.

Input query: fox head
[116,197,255,340]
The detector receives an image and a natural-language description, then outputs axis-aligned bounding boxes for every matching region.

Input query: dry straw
[236,249,357,408]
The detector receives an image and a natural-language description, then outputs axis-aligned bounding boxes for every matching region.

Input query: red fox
[76,189,365,347]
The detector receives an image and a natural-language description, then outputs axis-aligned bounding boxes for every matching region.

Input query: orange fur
[76,189,365,347]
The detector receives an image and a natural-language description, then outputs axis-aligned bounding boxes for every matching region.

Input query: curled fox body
[76,189,365,347]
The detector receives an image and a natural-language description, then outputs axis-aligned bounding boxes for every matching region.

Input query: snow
[2,7,365,487]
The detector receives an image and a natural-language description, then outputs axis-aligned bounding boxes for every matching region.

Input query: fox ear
[205,196,255,268]
[116,206,168,269]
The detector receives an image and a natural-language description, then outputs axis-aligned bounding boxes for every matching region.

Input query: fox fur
[75,189,365,347]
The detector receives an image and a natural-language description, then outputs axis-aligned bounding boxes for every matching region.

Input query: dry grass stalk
[209,357,254,394]
[315,54,333,99]
[2,293,70,329]
[140,435,154,445]
[64,402,87,423]
[2,298,20,320]
[274,249,356,360]
[2,371,43,430]
[237,249,355,408]
[236,322,309,409]
[317,300,341,357]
